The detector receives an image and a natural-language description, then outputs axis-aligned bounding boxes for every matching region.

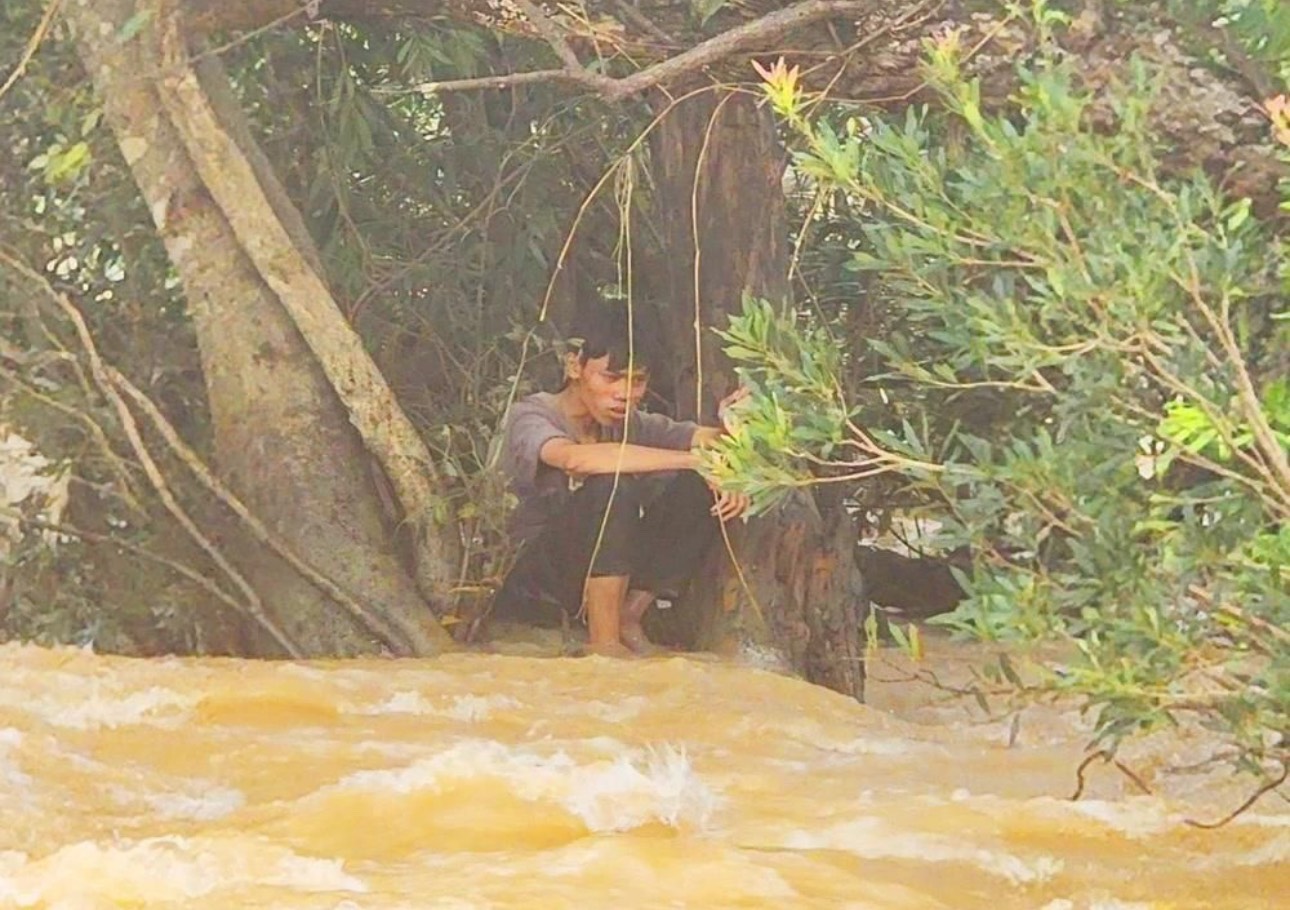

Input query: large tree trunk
[647,89,867,699]
[68,0,453,656]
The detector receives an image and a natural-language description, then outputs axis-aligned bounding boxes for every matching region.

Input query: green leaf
[690,0,728,26]
[44,142,91,184]
[864,609,880,653]
[1225,198,1252,233]
[117,9,154,43]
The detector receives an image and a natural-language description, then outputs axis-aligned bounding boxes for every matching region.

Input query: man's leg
[620,471,720,650]
[492,539,567,627]
[554,474,650,655]
[494,473,701,654]
[583,575,633,656]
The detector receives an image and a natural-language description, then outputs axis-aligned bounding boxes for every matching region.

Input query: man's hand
[708,483,751,523]
[716,386,751,435]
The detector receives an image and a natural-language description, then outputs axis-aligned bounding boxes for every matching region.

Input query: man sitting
[492,307,749,656]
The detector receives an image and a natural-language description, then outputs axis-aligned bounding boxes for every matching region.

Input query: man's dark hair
[569,301,654,374]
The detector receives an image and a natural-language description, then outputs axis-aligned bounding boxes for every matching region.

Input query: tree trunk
[646,88,867,699]
[68,0,453,656]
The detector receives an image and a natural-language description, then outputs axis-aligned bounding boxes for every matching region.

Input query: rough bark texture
[68,0,451,656]
[646,89,867,700]
[154,3,461,603]
[649,90,788,424]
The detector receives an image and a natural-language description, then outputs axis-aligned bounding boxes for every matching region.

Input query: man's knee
[669,469,713,500]
[575,473,649,517]
[567,474,647,575]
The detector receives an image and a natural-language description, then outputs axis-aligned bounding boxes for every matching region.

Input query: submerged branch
[1069,750,1154,801]
[1183,762,1289,829]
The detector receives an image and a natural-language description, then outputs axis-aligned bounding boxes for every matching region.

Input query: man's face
[569,354,649,426]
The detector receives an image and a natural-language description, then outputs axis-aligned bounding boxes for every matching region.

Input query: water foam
[0,836,366,905]
[350,691,522,722]
[442,695,522,722]
[782,818,1063,885]
[323,739,718,833]
[0,728,31,791]
[1228,830,1290,866]
[563,745,718,832]
[141,784,246,822]
[0,683,192,731]
[584,696,648,723]
[1032,796,1176,838]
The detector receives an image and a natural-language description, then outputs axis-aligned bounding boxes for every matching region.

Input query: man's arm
[539,438,701,476]
[690,426,722,448]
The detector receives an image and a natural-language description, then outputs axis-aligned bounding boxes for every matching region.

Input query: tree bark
[67,0,452,656]
[646,89,867,699]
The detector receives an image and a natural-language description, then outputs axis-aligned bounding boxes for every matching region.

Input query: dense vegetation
[707,1,1287,777]
[1,0,1284,789]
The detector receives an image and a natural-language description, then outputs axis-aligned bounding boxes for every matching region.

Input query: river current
[0,633,1284,909]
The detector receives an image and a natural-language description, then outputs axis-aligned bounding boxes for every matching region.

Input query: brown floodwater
[0,633,1284,908]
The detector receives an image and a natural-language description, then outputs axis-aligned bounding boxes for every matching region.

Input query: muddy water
[0,635,1284,909]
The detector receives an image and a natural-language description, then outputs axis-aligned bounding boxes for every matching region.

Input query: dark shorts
[492,471,719,625]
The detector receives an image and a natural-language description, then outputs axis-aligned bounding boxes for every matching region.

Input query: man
[493,308,749,656]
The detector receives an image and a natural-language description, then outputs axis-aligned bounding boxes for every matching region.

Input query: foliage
[1171,0,1290,84]
[0,0,209,650]
[709,25,1288,771]
[1,2,656,645]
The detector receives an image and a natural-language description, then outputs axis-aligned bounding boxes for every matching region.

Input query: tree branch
[609,0,875,99]
[415,0,877,99]
[612,0,676,45]
[18,515,267,645]
[0,0,63,105]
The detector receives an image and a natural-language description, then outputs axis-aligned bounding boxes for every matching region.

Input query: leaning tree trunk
[647,88,867,699]
[68,0,454,657]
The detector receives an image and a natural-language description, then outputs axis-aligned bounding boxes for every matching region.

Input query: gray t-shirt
[499,391,700,543]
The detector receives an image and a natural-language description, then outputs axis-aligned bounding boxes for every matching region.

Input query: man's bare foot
[620,589,660,654]
[620,623,666,656]
[585,639,637,659]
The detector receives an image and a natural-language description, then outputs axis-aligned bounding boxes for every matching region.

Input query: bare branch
[0,0,62,105]
[1069,749,1154,800]
[19,515,261,638]
[416,0,877,99]
[415,66,578,95]
[605,0,874,100]
[1184,761,1289,829]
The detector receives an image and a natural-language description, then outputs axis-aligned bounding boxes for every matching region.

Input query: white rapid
[0,634,1284,909]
